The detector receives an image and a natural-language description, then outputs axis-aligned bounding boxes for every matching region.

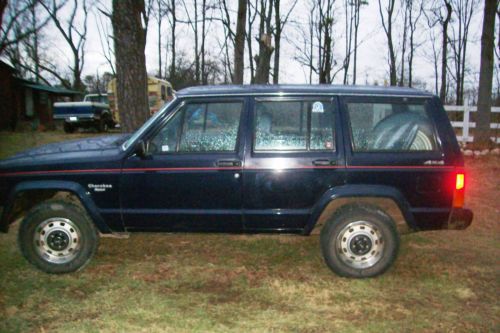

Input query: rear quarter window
[346,100,439,152]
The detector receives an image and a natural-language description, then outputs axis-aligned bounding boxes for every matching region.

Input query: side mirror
[135,140,151,159]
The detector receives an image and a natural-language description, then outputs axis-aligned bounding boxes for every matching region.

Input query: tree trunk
[254,0,274,84]
[112,0,149,132]
[157,0,162,78]
[378,0,397,86]
[170,0,176,79]
[440,1,452,103]
[273,0,281,84]
[254,33,274,83]
[233,0,247,84]
[73,56,83,91]
[352,0,361,85]
[399,1,409,87]
[247,1,256,83]
[474,0,497,148]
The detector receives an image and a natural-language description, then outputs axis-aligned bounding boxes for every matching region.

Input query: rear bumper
[445,208,473,230]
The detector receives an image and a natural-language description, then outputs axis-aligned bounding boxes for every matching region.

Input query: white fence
[444,105,500,144]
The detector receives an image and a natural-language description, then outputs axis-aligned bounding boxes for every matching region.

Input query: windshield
[85,95,108,104]
[122,99,175,150]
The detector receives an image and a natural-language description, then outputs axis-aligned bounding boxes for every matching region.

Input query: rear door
[242,96,345,232]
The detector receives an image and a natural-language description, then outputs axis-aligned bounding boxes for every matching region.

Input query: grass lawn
[0,131,499,332]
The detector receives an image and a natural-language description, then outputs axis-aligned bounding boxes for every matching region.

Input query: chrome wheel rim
[33,218,81,264]
[336,221,384,269]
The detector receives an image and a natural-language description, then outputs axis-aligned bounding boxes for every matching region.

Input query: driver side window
[149,101,243,153]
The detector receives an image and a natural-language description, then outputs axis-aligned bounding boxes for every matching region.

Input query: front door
[120,98,246,232]
[242,96,345,232]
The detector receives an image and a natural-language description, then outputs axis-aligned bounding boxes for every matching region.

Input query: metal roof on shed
[22,82,80,95]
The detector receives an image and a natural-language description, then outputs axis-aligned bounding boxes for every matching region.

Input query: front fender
[0,180,112,233]
[303,184,416,235]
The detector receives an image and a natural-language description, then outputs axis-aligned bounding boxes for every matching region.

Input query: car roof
[176,84,434,98]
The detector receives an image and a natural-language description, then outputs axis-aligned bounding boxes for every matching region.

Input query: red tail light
[455,173,465,190]
[453,172,465,208]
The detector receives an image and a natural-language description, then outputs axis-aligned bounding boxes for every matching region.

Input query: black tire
[320,204,399,278]
[18,200,99,274]
[96,117,109,132]
[63,122,75,133]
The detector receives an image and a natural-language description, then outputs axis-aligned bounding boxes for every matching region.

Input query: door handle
[216,160,242,167]
[312,159,336,166]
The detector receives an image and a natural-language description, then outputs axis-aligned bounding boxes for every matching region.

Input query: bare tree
[424,8,442,95]
[95,6,115,75]
[272,0,298,83]
[317,0,336,84]
[247,0,259,82]
[40,0,89,91]
[352,0,367,84]
[407,0,424,87]
[180,0,214,84]
[378,0,397,86]
[0,0,49,56]
[154,0,165,78]
[449,0,478,105]
[112,0,150,132]
[254,0,274,84]
[475,0,498,147]
[293,0,341,84]
[233,0,247,84]
[439,0,452,102]
[219,0,235,82]
[399,0,409,86]
[293,0,316,84]
[342,0,354,84]
[167,0,177,79]
[427,0,453,101]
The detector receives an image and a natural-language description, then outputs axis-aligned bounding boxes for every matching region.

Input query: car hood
[0,134,130,169]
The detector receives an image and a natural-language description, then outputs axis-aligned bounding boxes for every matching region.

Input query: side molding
[303,184,416,235]
[0,180,112,233]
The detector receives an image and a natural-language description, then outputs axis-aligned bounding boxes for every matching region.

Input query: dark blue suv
[0,85,473,277]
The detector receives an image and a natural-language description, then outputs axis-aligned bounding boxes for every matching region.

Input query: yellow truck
[107,77,175,125]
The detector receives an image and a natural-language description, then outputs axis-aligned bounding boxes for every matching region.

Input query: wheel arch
[1,180,112,234]
[304,185,416,235]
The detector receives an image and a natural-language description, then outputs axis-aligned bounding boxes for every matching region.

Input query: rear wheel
[96,117,109,132]
[320,204,399,278]
[63,122,75,133]
[18,200,99,274]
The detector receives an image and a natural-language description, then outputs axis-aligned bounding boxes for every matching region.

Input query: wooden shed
[0,59,81,130]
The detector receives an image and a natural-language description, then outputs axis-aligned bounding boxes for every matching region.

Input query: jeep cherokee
[0,85,473,278]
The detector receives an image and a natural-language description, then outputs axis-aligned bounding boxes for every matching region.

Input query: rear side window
[254,100,335,151]
[346,101,438,152]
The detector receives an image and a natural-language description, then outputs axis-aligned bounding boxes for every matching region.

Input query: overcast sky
[46,0,486,93]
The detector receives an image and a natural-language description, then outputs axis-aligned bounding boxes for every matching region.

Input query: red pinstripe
[0,165,454,177]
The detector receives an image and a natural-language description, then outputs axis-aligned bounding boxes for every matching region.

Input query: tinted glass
[254,100,335,151]
[347,101,437,152]
[311,104,335,150]
[150,101,242,153]
[150,110,183,153]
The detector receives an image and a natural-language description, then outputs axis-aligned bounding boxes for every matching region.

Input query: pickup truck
[53,94,116,133]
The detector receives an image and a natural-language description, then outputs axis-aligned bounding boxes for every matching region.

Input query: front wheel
[18,200,99,274]
[320,204,399,278]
